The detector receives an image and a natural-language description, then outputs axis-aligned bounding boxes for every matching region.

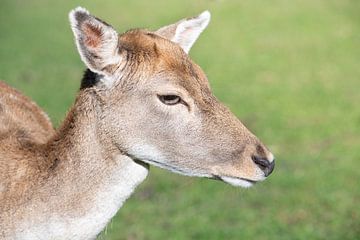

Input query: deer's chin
[220,176,257,188]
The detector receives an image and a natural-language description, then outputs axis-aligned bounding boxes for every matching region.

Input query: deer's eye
[158,95,181,105]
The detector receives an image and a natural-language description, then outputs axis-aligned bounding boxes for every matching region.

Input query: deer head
[69,7,274,188]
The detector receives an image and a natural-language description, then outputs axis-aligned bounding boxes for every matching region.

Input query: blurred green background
[0,0,359,239]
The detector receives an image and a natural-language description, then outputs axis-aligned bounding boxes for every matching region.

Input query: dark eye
[158,95,181,105]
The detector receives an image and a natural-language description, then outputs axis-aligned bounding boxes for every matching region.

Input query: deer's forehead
[119,30,160,55]
[118,30,210,95]
[159,61,211,97]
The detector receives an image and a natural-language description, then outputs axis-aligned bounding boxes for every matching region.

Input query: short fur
[0,7,274,239]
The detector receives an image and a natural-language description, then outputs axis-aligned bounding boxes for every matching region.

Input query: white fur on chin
[221,176,254,188]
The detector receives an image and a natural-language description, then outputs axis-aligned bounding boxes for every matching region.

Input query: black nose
[251,156,275,177]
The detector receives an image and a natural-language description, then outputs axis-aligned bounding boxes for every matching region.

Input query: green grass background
[0,0,359,239]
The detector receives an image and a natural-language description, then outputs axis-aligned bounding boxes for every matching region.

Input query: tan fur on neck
[0,8,274,239]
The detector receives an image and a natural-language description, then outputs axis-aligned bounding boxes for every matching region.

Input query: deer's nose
[251,155,275,177]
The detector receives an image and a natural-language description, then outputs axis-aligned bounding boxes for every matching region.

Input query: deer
[0,7,275,239]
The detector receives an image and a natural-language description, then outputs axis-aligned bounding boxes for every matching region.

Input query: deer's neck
[18,91,149,239]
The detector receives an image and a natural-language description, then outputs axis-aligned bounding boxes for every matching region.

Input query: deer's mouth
[211,175,258,188]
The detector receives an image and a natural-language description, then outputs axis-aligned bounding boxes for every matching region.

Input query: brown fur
[0,9,274,238]
[83,23,103,48]
[0,81,55,221]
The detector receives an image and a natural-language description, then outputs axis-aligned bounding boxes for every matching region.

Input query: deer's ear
[69,7,120,75]
[155,11,210,54]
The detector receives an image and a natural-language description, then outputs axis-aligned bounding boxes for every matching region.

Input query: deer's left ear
[156,11,211,54]
[69,7,120,75]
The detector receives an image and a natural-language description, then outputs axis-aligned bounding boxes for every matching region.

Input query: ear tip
[71,6,90,15]
[199,10,211,21]
[69,6,90,24]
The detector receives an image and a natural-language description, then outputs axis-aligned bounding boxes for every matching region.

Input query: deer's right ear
[69,7,120,76]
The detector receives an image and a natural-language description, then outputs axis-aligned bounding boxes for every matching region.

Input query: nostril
[251,155,275,177]
[251,155,269,170]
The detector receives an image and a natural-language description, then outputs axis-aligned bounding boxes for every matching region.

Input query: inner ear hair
[69,7,120,75]
[81,22,104,48]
